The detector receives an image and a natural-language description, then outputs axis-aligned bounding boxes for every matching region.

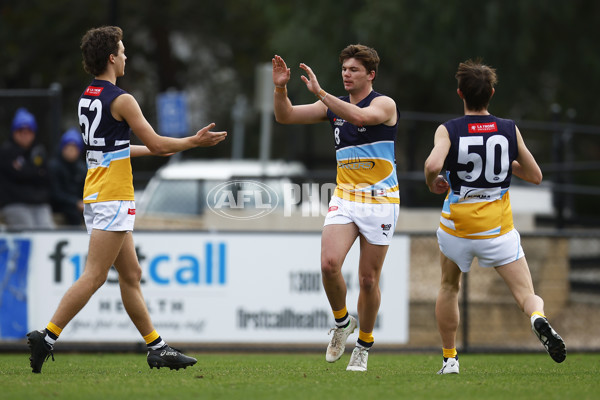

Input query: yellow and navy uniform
[440,115,518,239]
[326,91,399,204]
[78,79,134,203]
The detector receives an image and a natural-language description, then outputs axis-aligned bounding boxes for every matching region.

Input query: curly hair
[339,44,380,81]
[455,59,498,111]
[80,26,123,76]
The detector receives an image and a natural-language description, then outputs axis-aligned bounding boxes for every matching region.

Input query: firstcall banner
[1,231,409,344]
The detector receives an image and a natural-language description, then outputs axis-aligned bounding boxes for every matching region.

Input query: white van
[136,159,325,230]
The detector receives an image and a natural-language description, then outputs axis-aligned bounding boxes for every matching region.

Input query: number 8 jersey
[440,115,518,239]
[78,79,134,203]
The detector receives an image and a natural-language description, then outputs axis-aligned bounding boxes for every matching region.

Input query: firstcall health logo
[206,180,279,220]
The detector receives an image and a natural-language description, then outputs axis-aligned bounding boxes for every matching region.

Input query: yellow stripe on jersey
[84,155,134,203]
[335,156,399,204]
[439,191,514,239]
[336,157,395,187]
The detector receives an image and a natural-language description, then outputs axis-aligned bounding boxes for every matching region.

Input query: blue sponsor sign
[156,91,189,137]
[0,238,30,339]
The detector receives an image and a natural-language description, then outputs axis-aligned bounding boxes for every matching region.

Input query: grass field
[1,352,598,400]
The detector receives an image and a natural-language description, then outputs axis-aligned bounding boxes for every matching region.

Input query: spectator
[0,107,54,230]
[48,128,87,226]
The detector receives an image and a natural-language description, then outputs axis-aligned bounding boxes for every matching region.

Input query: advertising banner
[1,231,409,344]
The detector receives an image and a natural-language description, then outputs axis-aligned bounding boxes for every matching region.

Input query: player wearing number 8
[27,26,227,373]
[424,59,566,374]
[272,45,399,372]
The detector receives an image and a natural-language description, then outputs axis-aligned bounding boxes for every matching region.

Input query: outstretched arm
[129,145,175,158]
[424,125,451,194]
[112,94,227,155]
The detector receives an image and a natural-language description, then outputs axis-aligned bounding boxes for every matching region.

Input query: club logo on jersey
[84,86,104,96]
[468,122,497,133]
[333,117,345,127]
[338,160,375,170]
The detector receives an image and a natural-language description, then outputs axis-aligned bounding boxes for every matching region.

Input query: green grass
[1,352,599,400]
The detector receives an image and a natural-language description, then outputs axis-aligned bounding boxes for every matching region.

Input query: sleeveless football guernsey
[440,115,518,239]
[326,91,399,204]
[78,79,134,203]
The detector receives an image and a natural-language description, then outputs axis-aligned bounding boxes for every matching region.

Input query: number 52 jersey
[440,115,518,239]
[78,79,134,203]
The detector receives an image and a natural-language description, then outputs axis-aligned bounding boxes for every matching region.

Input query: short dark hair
[455,59,497,111]
[339,44,380,81]
[80,26,123,76]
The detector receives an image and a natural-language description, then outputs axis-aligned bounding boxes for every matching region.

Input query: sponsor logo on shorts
[381,224,391,231]
[128,208,136,215]
[328,206,339,212]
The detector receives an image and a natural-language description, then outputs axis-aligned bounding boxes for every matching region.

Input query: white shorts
[437,228,525,272]
[83,200,136,234]
[323,196,399,245]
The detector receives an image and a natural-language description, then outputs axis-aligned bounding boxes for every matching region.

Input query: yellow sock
[358,330,374,346]
[332,307,348,320]
[531,311,545,319]
[443,348,457,359]
[46,322,63,338]
[143,330,160,345]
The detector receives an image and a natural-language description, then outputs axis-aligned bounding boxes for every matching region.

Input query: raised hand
[272,55,291,88]
[299,63,321,95]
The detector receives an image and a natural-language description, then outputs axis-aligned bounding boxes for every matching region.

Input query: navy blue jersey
[443,115,518,193]
[439,115,519,238]
[78,79,134,202]
[326,91,399,203]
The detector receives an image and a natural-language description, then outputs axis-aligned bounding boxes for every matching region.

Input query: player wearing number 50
[273,45,399,372]
[424,60,566,375]
[26,26,227,373]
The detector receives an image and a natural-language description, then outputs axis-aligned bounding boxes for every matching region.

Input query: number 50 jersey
[440,115,518,239]
[78,79,134,203]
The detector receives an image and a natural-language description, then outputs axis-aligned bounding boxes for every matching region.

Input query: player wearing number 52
[26,26,226,374]
[424,60,565,375]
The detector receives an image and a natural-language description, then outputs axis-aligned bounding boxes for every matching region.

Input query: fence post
[551,104,565,229]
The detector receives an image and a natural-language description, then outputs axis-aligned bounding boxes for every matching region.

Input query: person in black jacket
[48,128,87,226]
[0,107,54,230]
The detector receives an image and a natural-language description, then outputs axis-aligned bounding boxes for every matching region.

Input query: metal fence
[394,109,600,229]
[408,231,600,353]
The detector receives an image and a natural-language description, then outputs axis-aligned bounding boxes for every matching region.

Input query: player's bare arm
[511,126,542,185]
[424,125,451,194]
[112,94,226,155]
[272,55,328,125]
[298,62,397,127]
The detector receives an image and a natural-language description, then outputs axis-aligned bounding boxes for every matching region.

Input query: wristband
[274,86,287,94]
[317,89,327,101]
